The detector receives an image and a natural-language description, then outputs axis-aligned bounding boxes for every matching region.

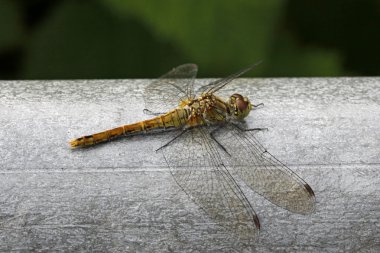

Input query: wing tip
[178,63,198,71]
[304,183,315,197]
[253,215,261,230]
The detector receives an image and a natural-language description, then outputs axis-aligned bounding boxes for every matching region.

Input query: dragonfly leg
[210,125,231,156]
[252,102,264,109]
[156,129,188,152]
[232,123,268,132]
[143,108,165,116]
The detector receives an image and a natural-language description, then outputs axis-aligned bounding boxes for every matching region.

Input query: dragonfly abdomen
[69,108,189,148]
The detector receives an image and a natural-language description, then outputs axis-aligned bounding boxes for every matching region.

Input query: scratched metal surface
[0,78,379,252]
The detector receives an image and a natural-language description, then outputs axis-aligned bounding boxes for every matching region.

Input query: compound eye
[236,98,248,112]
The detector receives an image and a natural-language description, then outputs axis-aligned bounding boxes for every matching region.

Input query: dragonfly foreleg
[156,129,188,152]
[231,122,268,132]
[210,125,231,156]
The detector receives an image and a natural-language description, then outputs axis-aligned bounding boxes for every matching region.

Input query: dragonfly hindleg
[245,127,268,132]
[210,125,231,156]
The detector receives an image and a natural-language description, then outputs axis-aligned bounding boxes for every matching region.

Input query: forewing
[196,61,262,95]
[159,127,260,240]
[213,124,316,214]
[143,64,198,113]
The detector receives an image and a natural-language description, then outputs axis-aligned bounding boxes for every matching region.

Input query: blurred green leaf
[267,34,343,77]
[20,0,347,79]
[23,0,184,79]
[0,0,23,50]
[103,0,285,76]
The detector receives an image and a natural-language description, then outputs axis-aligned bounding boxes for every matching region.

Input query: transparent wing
[143,64,198,113]
[213,124,316,214]
[196,61,262,95]
[159,127,260,241]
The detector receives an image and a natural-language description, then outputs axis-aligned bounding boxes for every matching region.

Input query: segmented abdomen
[69,108,190,148]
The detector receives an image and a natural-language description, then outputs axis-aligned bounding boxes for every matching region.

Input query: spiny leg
[210,125,231,156]
[231,123,269,155]
[245,127,268,132]
[231,123,268,132]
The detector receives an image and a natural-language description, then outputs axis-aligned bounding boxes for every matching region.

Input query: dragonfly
[69,62,315,241]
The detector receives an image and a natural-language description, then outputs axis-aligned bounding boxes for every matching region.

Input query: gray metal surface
[0,77,379,252]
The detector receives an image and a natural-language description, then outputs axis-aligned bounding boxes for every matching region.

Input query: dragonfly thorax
[182,93,252,124]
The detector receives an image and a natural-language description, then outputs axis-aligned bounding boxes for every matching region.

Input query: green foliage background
[0,0,379,79]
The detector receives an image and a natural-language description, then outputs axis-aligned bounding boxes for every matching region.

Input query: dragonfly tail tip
[69,139,80,149]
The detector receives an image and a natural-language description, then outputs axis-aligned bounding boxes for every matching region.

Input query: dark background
[0,0,379,79]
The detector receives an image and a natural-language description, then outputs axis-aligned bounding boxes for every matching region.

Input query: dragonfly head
[228,93,252,120]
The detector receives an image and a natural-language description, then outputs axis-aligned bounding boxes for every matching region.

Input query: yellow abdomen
[69,108,189,148]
